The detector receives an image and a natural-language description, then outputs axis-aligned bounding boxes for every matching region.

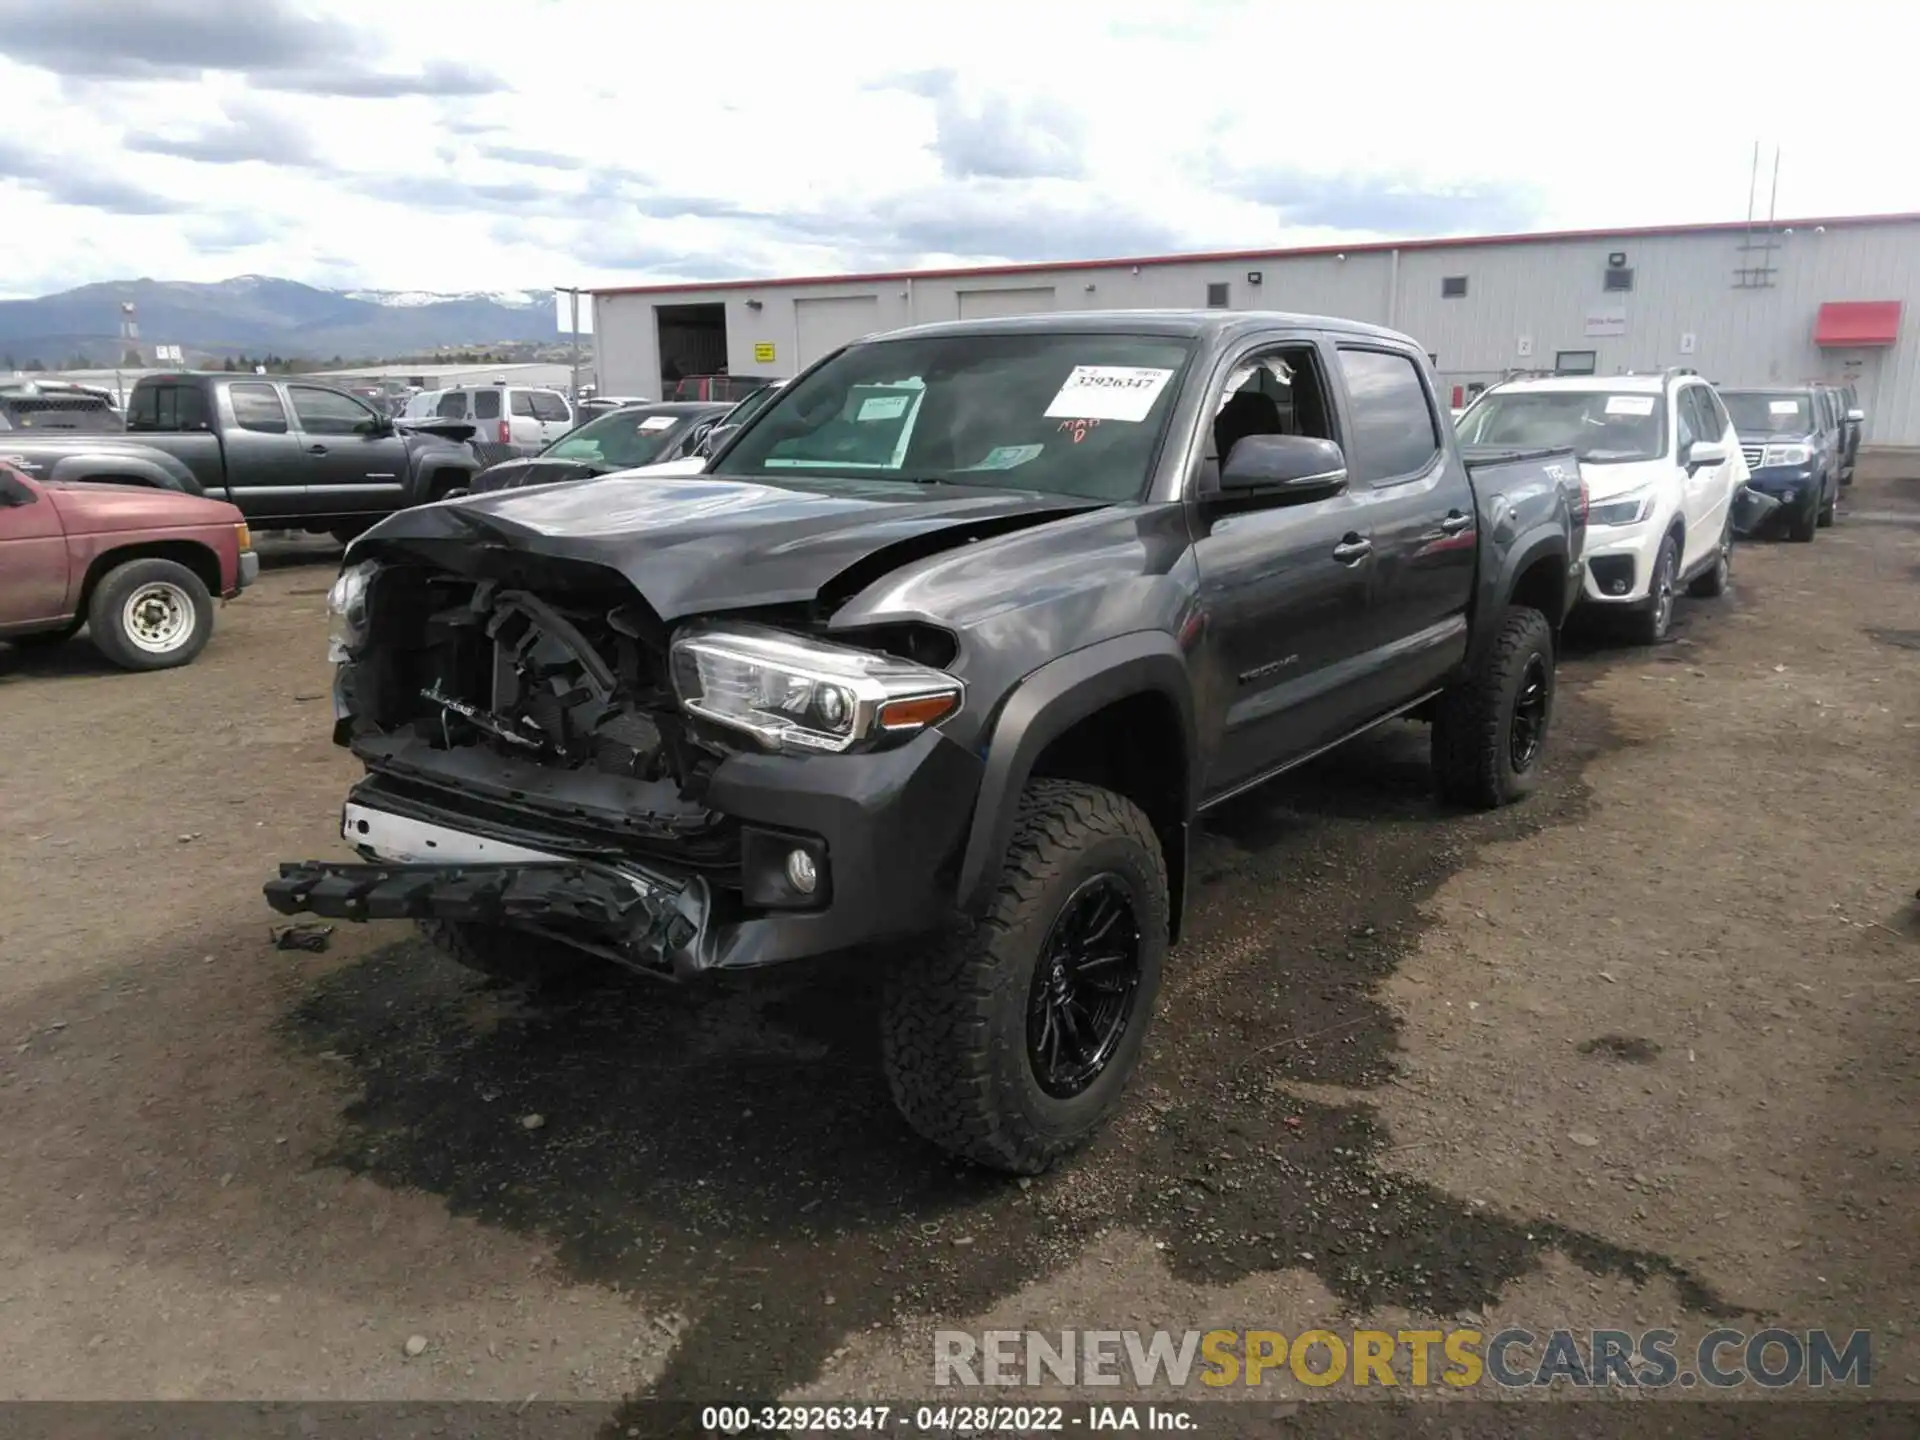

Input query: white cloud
[0,0,1915,299]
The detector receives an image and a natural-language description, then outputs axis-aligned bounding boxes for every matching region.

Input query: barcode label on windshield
[1045,366,1175,423]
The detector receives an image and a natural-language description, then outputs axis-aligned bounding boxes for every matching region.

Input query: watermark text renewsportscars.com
[934,1328,1873,1390]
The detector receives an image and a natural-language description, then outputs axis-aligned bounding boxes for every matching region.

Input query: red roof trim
[587,211,1920,298]
[1813,299,1902,348]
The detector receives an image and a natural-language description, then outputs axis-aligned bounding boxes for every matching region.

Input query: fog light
[784,848,818,895]
[1609,579,1629,595]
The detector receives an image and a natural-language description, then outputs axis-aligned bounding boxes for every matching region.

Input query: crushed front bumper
[264,859,706,973]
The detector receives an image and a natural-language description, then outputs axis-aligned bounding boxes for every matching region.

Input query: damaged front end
[270,552,744,976]
[268,545,982,978]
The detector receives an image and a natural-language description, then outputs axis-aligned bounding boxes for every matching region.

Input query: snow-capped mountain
[0,276,561,364]
[344,288,543,309]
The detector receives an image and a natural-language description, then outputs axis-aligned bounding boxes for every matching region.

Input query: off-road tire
[1687,518,1733,598]
[1431,604,1556,810]
[87,557,214,671]
[417,920,598,989]
[879,779,1168,1174]
[1624,533,1680,645]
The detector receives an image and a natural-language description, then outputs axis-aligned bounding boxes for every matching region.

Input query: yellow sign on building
[753,342,777,364]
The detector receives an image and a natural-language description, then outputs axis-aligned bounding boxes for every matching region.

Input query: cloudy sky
[1,0,1915,301]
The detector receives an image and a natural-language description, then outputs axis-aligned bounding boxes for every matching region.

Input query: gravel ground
[0,477,1915,1421]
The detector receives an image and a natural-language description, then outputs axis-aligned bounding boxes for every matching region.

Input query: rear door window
[473,390,502,420]
[434,391,469,419]
[510,390,536,418]
[528,391,571,422]
[1335,347,1440,483]
[230,383,289,434]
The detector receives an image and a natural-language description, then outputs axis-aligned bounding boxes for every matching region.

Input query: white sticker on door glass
[1604,395,1656,416]
[857,394,911,421]
[1043,366,1175,422]
[637,415,677,431]
[1769,400,1801,415]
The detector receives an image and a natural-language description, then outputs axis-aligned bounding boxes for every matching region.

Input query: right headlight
[1588,486,1654,527]
[669,621,963,755]
[1762,443,1812,467]
[326,560,379,663]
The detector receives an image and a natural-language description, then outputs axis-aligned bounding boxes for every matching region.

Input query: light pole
[555,286,584,400]
[115,302,139,405]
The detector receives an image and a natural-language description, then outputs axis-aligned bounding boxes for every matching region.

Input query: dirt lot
[2,478,1916,1419]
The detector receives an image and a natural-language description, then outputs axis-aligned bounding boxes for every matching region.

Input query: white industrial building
[591,211,1920,447]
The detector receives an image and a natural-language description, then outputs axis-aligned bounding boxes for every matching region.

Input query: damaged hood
[357,470,1103,620]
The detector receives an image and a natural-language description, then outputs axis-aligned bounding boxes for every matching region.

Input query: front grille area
[1741,443,1766,469]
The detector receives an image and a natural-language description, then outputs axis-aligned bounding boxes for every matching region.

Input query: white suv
[1457,371,1749,643]
[401,384,575,454]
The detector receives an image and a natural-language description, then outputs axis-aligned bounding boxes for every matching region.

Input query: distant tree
[3,353,14,371]
[221,356,237,372]
[65,352,91,369]
[25,357,45,372]
[123,347,143,367]
[329,354,344,366]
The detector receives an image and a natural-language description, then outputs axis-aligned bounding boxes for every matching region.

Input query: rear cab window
[127,382,211,432]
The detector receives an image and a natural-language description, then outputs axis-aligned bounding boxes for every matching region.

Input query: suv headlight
[670,621,963,754]
[1762,443,1812,467]
[326,559,379,662]
[1588,486,1654,527]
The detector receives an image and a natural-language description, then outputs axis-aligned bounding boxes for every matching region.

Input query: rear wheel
[1818,478,1836,528]
[1432,605,1556,810]
[417,920,598,989]
[87,557,214,671]
[879,779,1168,1174]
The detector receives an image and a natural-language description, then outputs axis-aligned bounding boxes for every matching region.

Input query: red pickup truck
[0,463,257,670]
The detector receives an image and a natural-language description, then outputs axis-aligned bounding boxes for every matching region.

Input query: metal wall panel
[594,220,1920,442]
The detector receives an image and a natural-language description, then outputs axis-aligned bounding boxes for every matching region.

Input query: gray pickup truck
[0,373,483,542]
[267,310,1586,1172]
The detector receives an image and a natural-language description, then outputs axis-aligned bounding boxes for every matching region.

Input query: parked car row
[1454,366,1865,643]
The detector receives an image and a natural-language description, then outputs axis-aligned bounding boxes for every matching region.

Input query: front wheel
[1626,533,1679,644]
[1818,479,1837,528]
[87,557,214,671]
[1431,605,1556,810]
[880,779,1168,1174]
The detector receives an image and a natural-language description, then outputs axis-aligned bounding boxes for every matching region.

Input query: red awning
[1814,300,1902,348]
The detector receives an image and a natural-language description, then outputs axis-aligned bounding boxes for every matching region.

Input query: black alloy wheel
[1509,653,1551,773]
[1026,874,1143,1099]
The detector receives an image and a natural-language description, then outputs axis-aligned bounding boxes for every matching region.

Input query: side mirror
[697,422,739,458]
[1217,434,1349,502]
[1847,408,1865,423]
[1686,438,1728,471]
[0,471,35,506]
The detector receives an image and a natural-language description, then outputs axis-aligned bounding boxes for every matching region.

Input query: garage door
[957,286,1058,320]
[794,295,882,366]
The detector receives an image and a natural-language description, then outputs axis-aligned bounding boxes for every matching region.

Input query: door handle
[1331,535,1372,564]
[1439,511,1472,534]
[307,444,328,455]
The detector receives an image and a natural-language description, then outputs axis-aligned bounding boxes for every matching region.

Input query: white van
[402,384,574,452]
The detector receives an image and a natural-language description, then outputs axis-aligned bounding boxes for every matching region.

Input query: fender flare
[955,630,1199,918]
[42,450,201,496]
[412,450,483,501]
[1481,525,1570,647]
